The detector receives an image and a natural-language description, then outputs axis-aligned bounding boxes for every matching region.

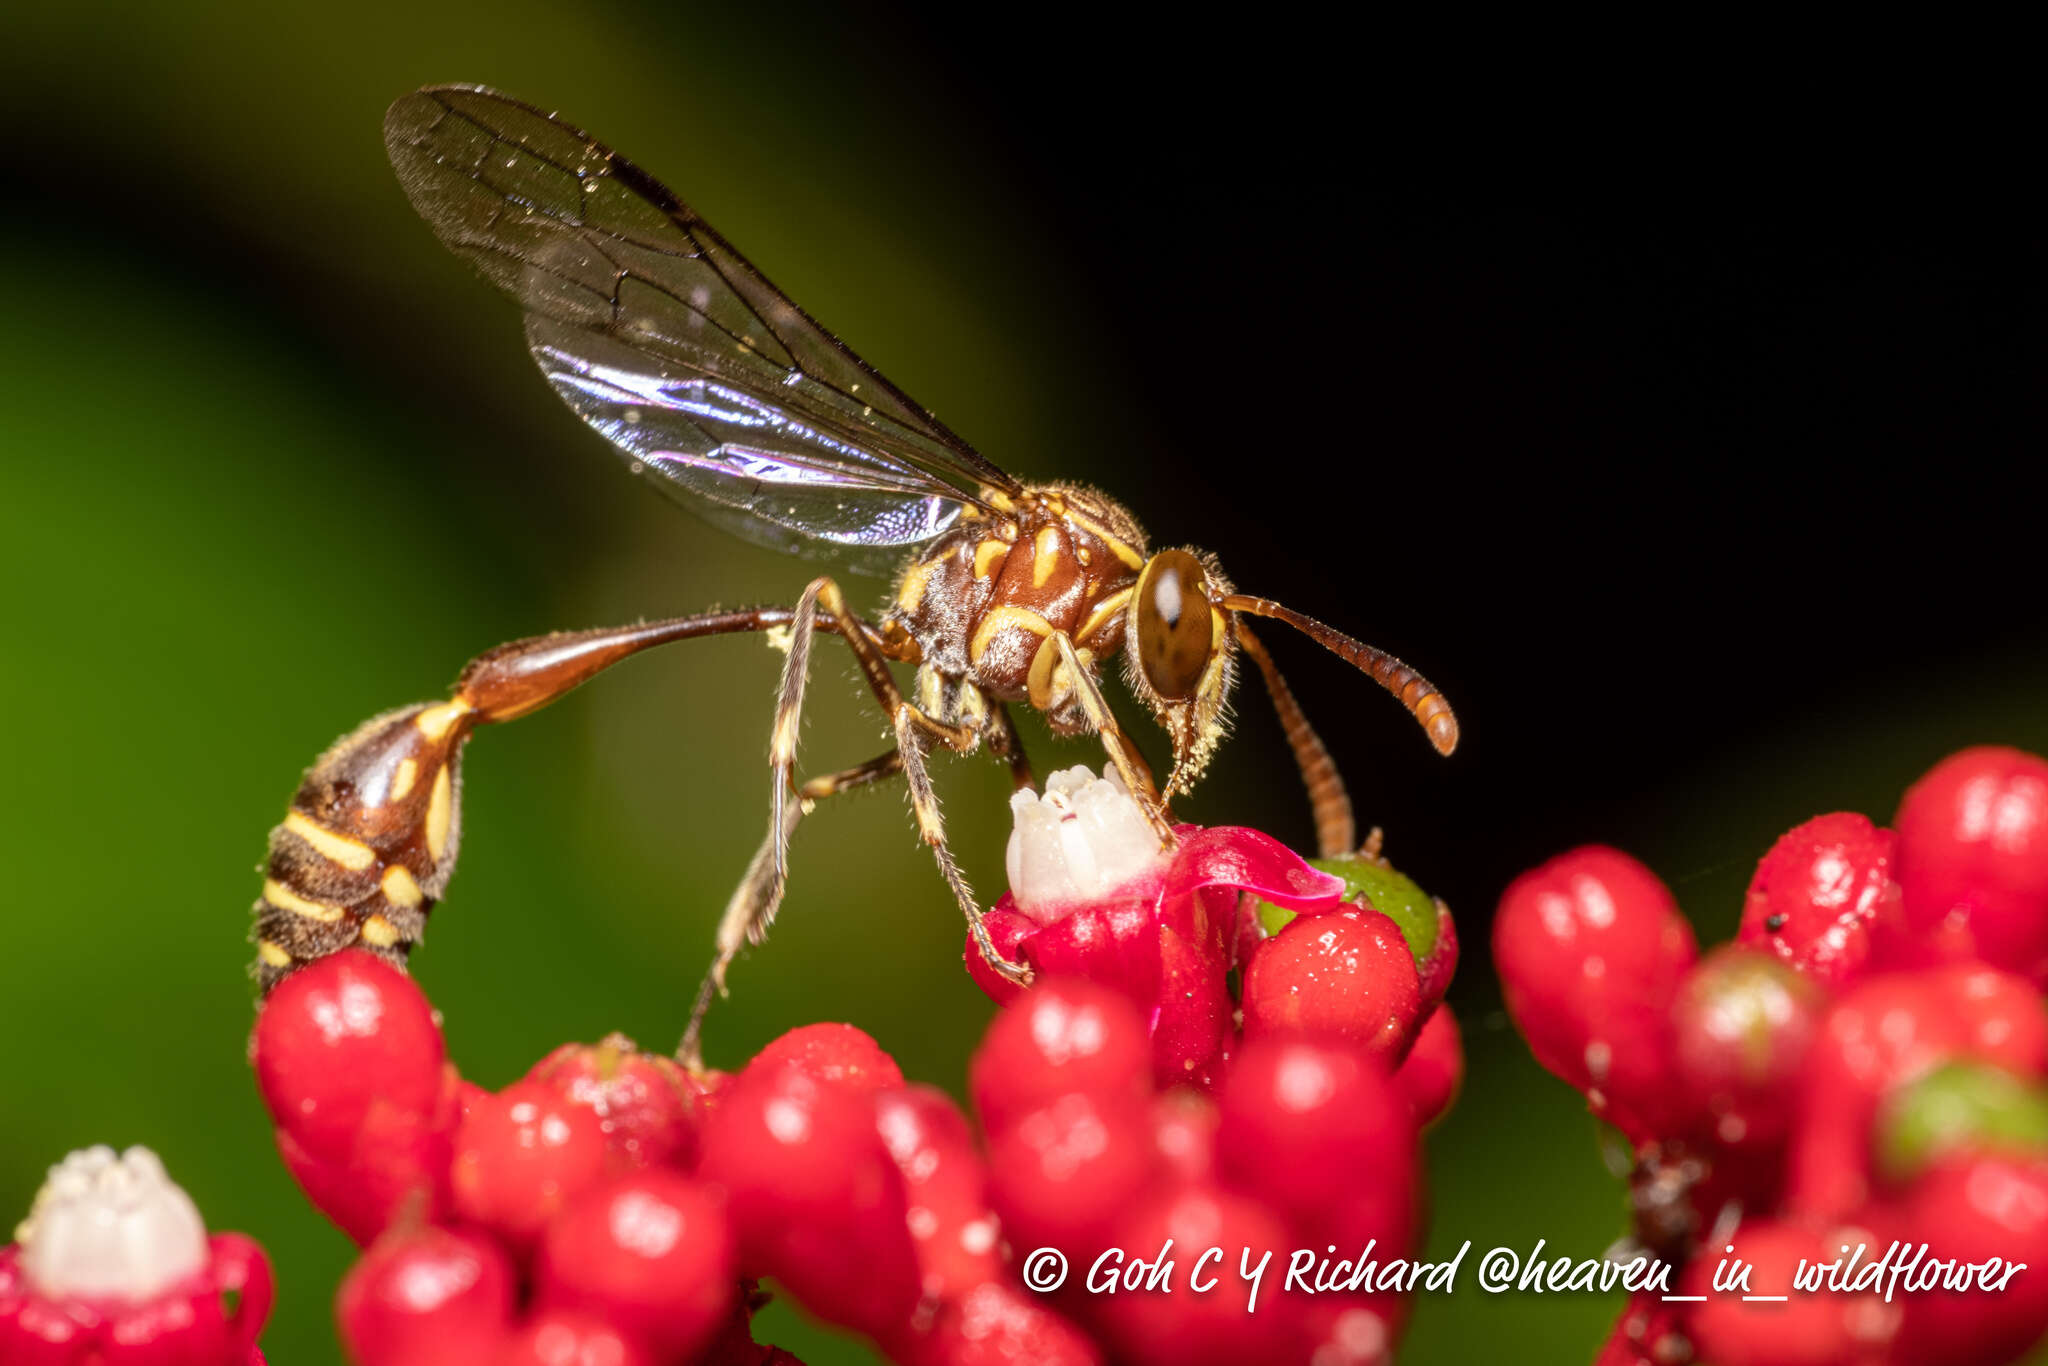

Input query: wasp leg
[1045,630,1178,847]
[752,577,1028,978]
[1235,620,1356,858]
[985,700,1037,793]
[765,577,925,899]
[891,700,1033,992]
[679,749,904,1067]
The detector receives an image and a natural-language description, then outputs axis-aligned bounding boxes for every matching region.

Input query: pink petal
[1164,826,1347,910]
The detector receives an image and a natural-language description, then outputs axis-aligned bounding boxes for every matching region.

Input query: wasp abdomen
[252,699,474,992]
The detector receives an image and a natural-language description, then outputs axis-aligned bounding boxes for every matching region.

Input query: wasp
[251,85,1457,1058]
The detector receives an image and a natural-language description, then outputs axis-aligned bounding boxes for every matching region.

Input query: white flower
[1005,765,1166,914]
[15,1145,209,1304]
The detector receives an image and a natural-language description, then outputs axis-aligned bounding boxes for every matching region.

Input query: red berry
[456,1079,491,1124]
[1739,812,1901,986]
[1493,846,1699,1142]
[985,1089,1155,1254]
[451,1080,610,1253]
[1241,908,1424,1060]
[698,1059,920,1338]
[744,1022,905,1097]
[1395,1004,1464,1127]
[1215,1037,1417,1254]
[528,1036,699,1171]
[1882,1153,2048,1366]
[496,1310,651,1366]
[1150,1089,1220,1185]
[274,1061,462,1244]
[679,1066,736,1117]
[1292,1303,1396,1366]
[970,979,1151,1137]
[899,1281,1103,1366]
[1670,945,1824,1149]
[1678,1218,1878,1366]
[1092,1181,1298,1366]
[253,950,446,1160]
[533,1170,735,1364]
[1262,855,1450,1002]
[1940,962,2048,1070]
[1415,900,1459,1014]
[1897,746,2048,982]
[1788,965,2048,1219]
[874,1084,1001,1300]
[336,1224,515,1366]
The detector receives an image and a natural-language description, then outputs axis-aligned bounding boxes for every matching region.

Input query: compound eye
[1134,549,1214,702]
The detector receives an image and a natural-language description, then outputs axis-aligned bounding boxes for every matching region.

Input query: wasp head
[1122,547,1239,801]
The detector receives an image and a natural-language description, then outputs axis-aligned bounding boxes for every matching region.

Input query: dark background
[2,5,2042,1362]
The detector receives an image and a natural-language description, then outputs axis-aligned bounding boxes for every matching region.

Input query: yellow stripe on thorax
[969,605,1054,664]
[1067,510,1145,570]
[1032,527,1062,587]
[895,555,940,615]
[1077,586,1135,646]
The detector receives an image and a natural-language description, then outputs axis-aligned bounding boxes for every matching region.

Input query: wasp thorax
[1133,548,1215,702]
[1005,764,1167,913]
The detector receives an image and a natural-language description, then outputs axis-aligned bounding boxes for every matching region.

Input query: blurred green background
[3,6,2045,1364]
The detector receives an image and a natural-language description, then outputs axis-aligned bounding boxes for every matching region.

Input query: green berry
[1256,855,1437,965]
[1875,1061,2048,1184]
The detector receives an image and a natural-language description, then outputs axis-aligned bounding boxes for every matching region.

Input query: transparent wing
[526,317,967,568]
[384,84,1022,564]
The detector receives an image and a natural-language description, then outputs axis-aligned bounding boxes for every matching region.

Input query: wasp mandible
[251,86,1457,1059]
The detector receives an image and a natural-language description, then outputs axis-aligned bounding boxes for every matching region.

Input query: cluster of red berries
[967,816,1460,1091]
[251,817,1464,1365]
[254,948,753,1366]
[971,978,1452,1365]
[1495,745,2048,1366]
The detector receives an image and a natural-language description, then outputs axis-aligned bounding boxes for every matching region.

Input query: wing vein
[385,84,1028,574]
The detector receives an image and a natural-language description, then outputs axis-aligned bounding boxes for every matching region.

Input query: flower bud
[1005,766,1167,915]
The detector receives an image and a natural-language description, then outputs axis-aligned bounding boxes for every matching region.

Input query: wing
[383,84,1023,568]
